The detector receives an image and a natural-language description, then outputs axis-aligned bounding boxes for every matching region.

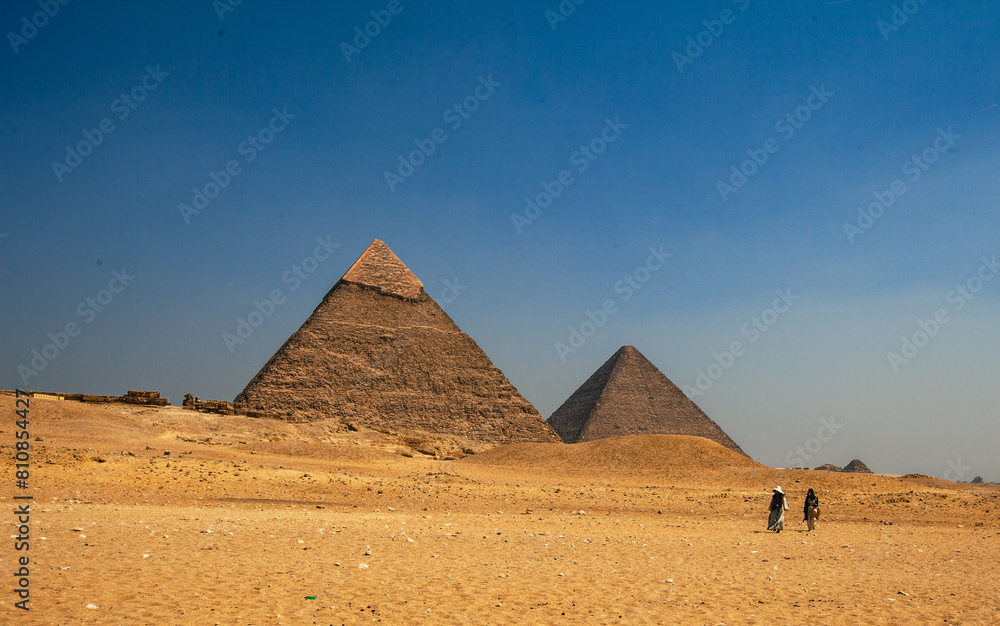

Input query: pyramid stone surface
[547,345,746,455]
[235,240,558,443]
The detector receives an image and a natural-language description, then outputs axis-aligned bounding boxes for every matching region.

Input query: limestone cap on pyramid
[340,239,424,299]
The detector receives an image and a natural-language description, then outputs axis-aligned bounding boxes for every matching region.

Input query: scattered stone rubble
[12,389,170,406]
[182,393,295,422]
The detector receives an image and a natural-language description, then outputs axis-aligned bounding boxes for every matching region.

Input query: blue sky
[2,1,998,480]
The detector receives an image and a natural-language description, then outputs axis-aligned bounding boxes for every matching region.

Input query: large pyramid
[235,240,559,443]
[547,345,746,455]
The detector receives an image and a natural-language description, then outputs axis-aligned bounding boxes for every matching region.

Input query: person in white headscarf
[767,486,788,532]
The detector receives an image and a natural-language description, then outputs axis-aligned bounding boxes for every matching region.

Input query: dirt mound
[898,473,980,489]
[461,434,762,475]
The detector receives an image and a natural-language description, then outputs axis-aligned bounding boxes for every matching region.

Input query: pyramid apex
[608,345,643,366]
[340,239,424,299]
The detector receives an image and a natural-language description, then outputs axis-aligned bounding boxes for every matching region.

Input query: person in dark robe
[803,488,820,531]
[767,486,787,532]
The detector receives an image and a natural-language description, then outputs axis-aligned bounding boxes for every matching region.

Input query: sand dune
[2,395,998,624]
[463,434,760,474]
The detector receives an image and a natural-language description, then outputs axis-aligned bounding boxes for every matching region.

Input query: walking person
[803,488,820,531]
[767,486,788,532]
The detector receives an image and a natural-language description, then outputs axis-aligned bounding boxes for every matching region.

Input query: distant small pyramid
[814,464,842,472]
[235,239,558,443]
[547,345,746,455]
[842,459,873,473]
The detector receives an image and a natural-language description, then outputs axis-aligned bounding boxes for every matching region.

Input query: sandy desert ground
[1,394,998,625]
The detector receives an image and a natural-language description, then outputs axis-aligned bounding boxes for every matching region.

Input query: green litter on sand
[304,596,316,600]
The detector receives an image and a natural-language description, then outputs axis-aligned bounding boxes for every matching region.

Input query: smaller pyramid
[842,459,873,473]
[814,464,842,472]
[547,345,746,455]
